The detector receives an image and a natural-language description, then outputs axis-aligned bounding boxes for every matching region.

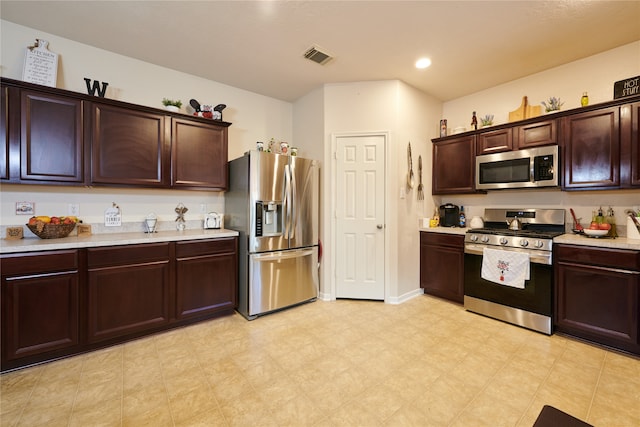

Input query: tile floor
[1,295,639,427]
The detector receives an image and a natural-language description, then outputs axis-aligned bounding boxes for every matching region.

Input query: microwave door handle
[530,157,536,182]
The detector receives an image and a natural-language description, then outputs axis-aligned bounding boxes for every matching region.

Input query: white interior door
[335,134,385,300]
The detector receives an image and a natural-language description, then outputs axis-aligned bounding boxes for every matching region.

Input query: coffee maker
[439,203,460,227]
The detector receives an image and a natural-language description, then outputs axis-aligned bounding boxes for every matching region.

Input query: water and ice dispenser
[255,201,282,236]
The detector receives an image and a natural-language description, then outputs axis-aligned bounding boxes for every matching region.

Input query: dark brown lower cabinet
[1,237,238,372]
[554,244,640,355]
[1,250,79,370]
[175,238,238,320]
[420,232,464,303]
[87,243,171,343]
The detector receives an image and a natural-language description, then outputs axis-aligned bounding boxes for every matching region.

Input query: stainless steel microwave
[476,145,558,190]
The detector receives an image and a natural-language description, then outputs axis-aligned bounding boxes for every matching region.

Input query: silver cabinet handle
[377,224,384,229]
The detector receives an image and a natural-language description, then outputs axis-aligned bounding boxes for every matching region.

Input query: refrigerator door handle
[283,164,292,238]
[252,248,315,261]
[290,163,297,239]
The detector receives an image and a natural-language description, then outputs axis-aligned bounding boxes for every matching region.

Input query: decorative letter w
[84,78,109,97]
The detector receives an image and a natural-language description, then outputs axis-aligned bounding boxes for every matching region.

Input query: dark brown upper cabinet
[562,106,620,190]
[621,101,640,188]
[432,134,477,194]
[516,119,557,148]
[20,90,84,183]
[88,102,170,188]
[171,118,229,190]
[0,86,8,180]
[1,77,231,191]
[477,127,513,155]
[477,119,557,155]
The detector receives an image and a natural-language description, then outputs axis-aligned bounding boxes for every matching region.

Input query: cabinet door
[171,118,228,189]
[90,103,169,187]
[477,128,513,154]
[562,107,620,189]
[1,250,79,365]
[175,238,238,320]
[0,86,8,180]
[20,90,84,183]
[87,244,170,343]
[621,102,640,187]
[517,119,557,148]
[432,135,476,194]
[420,232,464,303]
[555,261,639,354]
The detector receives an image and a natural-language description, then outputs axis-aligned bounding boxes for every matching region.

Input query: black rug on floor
[533,405,593,427]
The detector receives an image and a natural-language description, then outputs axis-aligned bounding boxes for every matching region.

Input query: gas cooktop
[467,228,564,239]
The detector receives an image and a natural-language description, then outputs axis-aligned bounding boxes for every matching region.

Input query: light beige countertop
[419,226,469,235]
[553,233,640,251]
[0,228,239,254]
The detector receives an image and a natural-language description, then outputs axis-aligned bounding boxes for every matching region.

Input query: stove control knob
[481,236,490,243]
[519,239,529,247]
[470,234,479,242]
[499,237,508,245]
[534,240,544,248]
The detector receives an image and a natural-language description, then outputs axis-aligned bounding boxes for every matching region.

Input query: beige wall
[319,80,442,302]
[438,41,640,232]
[0,20,294,227]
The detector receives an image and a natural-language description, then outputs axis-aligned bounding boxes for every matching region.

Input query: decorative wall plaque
[614,75,640,100]
[22,39,58,87]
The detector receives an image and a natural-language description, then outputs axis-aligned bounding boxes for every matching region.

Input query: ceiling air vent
[303,45,333,65]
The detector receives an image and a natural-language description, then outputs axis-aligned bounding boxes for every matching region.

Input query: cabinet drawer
[554,244,640,271]
[477,128,513,154]
[176,238,237,258]
[420,231,464,249]
[1,250,78,275]
[87,243,170,268]
[517,120,557,148]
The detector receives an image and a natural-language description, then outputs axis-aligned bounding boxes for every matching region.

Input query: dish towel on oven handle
[481,247,530,289]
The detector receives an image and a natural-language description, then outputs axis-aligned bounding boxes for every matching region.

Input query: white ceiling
[2,1,639,102]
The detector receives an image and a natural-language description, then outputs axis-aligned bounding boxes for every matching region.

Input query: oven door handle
[464,244,552,265]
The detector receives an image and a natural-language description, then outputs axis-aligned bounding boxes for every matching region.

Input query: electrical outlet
[68,204,80,216]
[200,204,207,213]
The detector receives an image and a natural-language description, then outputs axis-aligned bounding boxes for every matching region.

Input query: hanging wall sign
[22,39,58,87]
[614,75,640,100]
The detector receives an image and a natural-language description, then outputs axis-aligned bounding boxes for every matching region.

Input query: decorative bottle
[581,92,589,107]
[459,206,466,228]
[606,207,617,237]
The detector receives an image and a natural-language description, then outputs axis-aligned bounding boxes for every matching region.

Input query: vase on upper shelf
[162,98,182,113]
[480,114,494,127]
[541,97,563,113]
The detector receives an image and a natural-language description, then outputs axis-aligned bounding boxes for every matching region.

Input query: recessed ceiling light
[415,58,432,69]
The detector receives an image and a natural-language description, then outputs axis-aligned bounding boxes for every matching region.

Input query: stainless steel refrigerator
[226,151,319,319]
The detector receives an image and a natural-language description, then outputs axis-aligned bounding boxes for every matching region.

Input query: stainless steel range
[463,208,565,334]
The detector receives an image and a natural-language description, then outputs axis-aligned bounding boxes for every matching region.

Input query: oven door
[463,251,553,334]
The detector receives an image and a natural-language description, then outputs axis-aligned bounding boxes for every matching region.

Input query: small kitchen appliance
[204,212,221,229]
[439,204,460,227]
[463,208,565,334]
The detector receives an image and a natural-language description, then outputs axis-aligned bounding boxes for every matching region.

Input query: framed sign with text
[22,39,58,87]
[613,75,639,100]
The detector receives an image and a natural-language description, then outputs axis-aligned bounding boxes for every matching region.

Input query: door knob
[377,224,384,229]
